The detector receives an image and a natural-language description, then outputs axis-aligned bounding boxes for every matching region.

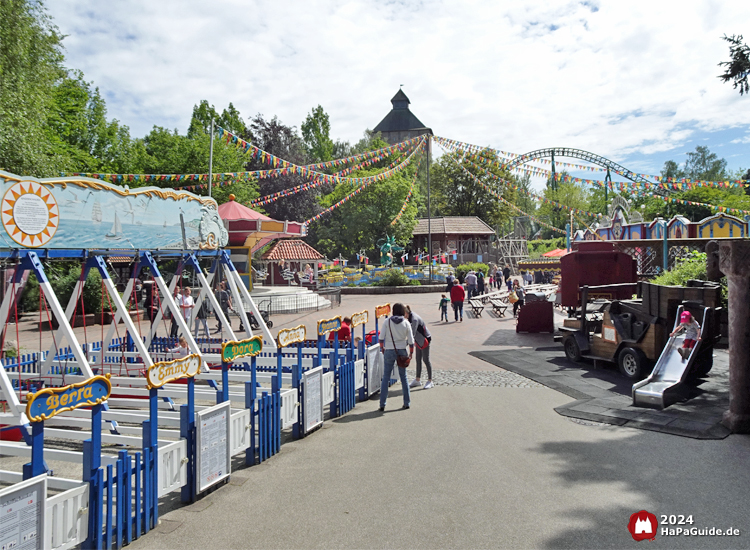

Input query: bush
[651,251,727,306]
[375,269,411,287]
[454,262,489,279]
[328,266,342,273]
[21,263,104,315]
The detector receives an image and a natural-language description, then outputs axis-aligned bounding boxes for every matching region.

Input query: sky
[46,0,750,187]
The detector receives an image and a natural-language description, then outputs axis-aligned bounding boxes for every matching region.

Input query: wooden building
[411,216,495,265]
[373,89,432,145]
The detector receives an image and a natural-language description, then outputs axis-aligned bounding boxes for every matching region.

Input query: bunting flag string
[389,160,422,226]
[434,136,748,189]
[304,142,426,227]
[246,144,417,209]
[435,141,566,234]
[651,194,750,216]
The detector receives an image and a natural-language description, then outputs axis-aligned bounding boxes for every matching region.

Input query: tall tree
[536,179,589,238]
[0,0,65,176]
[301,105,334,163]
[718,34,750,96]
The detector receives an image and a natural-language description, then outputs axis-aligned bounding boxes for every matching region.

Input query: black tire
[266,320,273,328]
[563,334,582,362]
[618,347,648,380]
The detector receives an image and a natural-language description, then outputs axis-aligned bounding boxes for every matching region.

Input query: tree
[683,146,728,181]
[719,34,750,96]
[536,180,589,238]
[428,150,514,229]
[244,113,319,221]
[0,0,66,176]
[301,105,334,163]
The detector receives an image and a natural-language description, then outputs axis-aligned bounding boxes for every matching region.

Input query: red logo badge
[627,510,658,541]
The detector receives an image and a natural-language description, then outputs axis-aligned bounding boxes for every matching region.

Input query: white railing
[322,371,335,405]
[230,409,251,456]
[157,439,188,497]
[280,389,298,430]
[46,481,89,550]
[354,359,364,390]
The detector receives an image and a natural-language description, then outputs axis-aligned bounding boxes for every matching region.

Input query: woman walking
[512,279,526,318]
[378,303,414,411]
[405,305,433,389]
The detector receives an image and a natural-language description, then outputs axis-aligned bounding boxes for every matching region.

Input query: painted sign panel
[196,401,231,493]
[0,474,46,550]
[277,325,306,348]
[317,316,342,336]
[0,171,227,250]
[146,354,202,389]
[221,336,262,362]
[26,375,111,422]
[351,310,368,328]
[375,304,391,319]
[303,366,324,434]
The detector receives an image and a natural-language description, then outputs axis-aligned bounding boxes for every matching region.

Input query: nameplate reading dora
[317,316,342,336]
[221,336,262,363]
[26,374,112,422]
[147,354,202,389]
[278,325,306,348]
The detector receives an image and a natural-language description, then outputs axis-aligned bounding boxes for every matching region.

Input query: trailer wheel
[563,335,582,362]
[266,320,273,328]
[618,347,647,379]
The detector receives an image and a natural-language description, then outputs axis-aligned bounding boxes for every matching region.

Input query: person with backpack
[378,303,414,411]
[405,305,433,390]
[193,296,210,339]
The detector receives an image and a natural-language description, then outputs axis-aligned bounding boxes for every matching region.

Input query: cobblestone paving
[406,367,543,388]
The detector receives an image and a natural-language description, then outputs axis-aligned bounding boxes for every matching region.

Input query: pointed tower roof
[373,88,428,134]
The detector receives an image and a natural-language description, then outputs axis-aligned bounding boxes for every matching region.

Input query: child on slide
[670,311,701,361]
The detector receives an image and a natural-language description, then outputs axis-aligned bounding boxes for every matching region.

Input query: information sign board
[146,354,201,389]
[375,304,391,319]
[0,474,46,550]
[196,401,231,493]
[317,316,342,336]
[303,366,324,433]
[277,325,306,348]
[351,310,368,328]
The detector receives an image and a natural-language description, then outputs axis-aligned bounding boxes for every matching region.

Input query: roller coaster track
[502,147,667,196]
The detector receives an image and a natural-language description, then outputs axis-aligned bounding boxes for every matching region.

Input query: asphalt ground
[4,290,750,548]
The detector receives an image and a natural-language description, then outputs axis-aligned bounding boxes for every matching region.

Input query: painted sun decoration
[2,181,59,247]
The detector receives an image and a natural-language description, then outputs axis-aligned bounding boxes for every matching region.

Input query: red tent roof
[542,248,567,257]
[262,239,323,261]
[217,199,271,221]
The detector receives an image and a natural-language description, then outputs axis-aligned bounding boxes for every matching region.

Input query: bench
[490,298,508,317]
[468,298,485,317]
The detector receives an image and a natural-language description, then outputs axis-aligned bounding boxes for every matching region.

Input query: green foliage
[536,179,588,238]
[301,105,334,163]
[428,150,514,229]
[454,263,489,278]
[651,251,728,306]
[375,269,411,287]
[527,238,566,259]
[718,34,750,96]
[21,263,105,315]
[0,0,65,176]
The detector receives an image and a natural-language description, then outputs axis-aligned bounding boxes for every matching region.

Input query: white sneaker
[423,381,434,389]
[409,379,422,388]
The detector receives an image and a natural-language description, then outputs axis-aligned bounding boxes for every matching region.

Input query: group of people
[378,302,434,411]
[143,280,235,339]
[441,268,527,320]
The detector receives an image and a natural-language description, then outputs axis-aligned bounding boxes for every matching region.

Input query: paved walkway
[7,291,750,548]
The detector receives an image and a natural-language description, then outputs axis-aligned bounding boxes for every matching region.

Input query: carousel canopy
[261,239,324,261]
[218,195,305,252]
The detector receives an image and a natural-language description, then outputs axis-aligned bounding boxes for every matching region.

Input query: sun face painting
[2,181,59,247]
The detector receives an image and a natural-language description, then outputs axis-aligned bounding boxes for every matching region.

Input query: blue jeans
[380,349,410,408]
[452,301,463,321]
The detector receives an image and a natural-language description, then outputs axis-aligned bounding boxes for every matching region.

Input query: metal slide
[632,305,709,409]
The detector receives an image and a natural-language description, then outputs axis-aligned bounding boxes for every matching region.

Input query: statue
[377,235,403,266]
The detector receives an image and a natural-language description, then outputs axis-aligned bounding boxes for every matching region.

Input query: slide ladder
[632,306,709,409]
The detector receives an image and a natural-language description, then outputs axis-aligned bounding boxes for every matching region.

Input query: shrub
[375,269,411,287]
[21,263,104,315]
[528,237,566,259]
[651,251,727,306]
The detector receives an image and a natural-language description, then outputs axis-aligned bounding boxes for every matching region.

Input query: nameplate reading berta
[147,354,202,389]
[221,336,263,363]
[26,374,112,422]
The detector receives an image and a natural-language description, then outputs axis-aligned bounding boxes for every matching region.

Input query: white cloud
[47,0,750,173]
